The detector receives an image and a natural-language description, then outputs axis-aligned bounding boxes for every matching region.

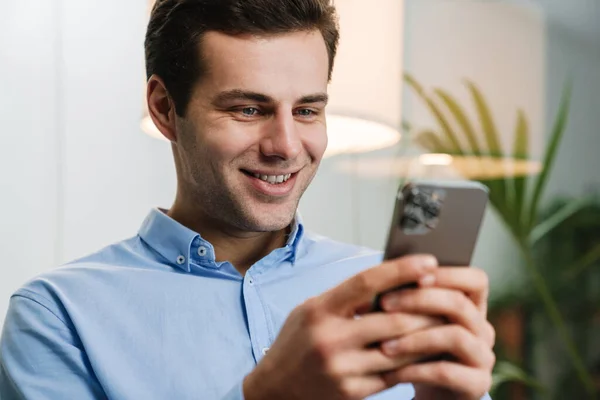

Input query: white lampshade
[141,0,403,157]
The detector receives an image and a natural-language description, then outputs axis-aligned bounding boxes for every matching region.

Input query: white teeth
[251,172,293,184]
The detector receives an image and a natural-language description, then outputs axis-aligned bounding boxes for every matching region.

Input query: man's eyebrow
[211,90,329,106]
[298,93,329,105]
[212,90,274,105]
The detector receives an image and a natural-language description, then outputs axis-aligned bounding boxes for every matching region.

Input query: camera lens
[423,201,441,218]
[410,191,427,208]
[401,209,421,229]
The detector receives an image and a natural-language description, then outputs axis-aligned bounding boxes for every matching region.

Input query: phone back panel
[383,180,489,266]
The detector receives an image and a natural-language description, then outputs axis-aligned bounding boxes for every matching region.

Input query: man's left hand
[377,266,496,400]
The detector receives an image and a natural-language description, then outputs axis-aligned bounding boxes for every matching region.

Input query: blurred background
[1,0,599,398]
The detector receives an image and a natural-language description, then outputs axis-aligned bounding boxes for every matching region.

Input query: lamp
[335,1,545,181]
[141,0,403,158]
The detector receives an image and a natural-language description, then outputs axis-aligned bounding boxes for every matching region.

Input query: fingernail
[419,274,436,287]
[420,255,438,270]
[382,339,400,355]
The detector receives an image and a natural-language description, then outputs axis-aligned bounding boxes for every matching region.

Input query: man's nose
[259,113,302,160]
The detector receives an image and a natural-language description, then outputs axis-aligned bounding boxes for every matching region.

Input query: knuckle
[401,313,441,334]
[399,255,427,273]
[389,312,411,333]
[300,297,324,324]
[311,328,336,359]
[451,325,471,350]
[486,321,497,346]
[338,380,360,400]
[449,290,470,312]
[481,373,493,394]
[352,272,372,294]
[434,362,456,385]
[322,354,344,379]
[478,270,490,290]
[488,349,497,369]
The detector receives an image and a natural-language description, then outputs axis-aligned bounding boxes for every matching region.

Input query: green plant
[402,73,599,398]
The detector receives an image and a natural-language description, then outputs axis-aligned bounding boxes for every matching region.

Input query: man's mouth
[242,170,295,185]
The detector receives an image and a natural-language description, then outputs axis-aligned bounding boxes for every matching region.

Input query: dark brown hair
[145,0,340,117]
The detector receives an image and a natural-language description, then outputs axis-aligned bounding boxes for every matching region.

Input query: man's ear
[146,75,178,142]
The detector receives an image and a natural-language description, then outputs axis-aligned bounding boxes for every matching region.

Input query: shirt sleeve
[0,293,107,400]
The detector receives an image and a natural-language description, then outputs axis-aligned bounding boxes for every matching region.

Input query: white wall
[60,0,176,263]
[1,1,62,327]
[0,0,177,326]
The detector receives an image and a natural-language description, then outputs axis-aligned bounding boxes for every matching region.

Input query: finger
[332,348,424,376]
[379,324,495,369]
[380,288,487,340]
[382,361,493,399]
[431,267,490,314]
[349,312,445,346]
[338,376,388,399]
[321,254,438,316]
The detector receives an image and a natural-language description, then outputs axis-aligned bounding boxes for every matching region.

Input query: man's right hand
[243,255,443,400]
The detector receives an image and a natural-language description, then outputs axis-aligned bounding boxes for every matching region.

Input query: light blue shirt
[0,208,491,399]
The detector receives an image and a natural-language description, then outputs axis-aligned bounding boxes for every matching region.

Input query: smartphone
[371,179,489,312]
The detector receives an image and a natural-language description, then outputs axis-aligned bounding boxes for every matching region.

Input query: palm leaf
[527,81,573,232]
[565,242,600,279]
[464,80,511,218]
[492,361,546,393]
[513,109,529,159]
[465,80,503,157]
[413,130,447,153]
[530,197,591,246]
[433,88,482,155]
[404,73,463,154]
[512,110,530,233]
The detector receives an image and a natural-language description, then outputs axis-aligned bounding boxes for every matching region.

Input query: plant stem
[517,240,597,396]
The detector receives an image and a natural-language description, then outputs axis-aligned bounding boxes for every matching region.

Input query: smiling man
[0,1,495,399]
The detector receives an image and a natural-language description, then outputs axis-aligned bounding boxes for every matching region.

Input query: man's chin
[245,205,297,232]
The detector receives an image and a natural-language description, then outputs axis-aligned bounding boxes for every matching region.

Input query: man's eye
[240,107,260,116]
[296,109,315,117]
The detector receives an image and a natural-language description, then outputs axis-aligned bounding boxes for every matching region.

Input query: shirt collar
[286,211,305,265]
[138,208,306,271]
[138,208,199,272]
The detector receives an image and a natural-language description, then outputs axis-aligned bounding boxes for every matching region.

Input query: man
[0,0,495,399]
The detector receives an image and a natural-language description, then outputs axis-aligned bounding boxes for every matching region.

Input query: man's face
[174,30,329,233]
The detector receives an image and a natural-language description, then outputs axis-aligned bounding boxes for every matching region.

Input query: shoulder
[10,235,161,313]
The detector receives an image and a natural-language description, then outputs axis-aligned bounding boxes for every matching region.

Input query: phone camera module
[401,186,445,234]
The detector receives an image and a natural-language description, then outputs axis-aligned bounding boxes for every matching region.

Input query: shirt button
[262,347,270,355]
[248,278,254,285]
[197,246,208,257]
[176,255,186,265]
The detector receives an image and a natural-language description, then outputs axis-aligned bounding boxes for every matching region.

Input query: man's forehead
[195,30,330,101]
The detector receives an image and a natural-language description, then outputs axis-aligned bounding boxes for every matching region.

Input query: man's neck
[166,203,289,276]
